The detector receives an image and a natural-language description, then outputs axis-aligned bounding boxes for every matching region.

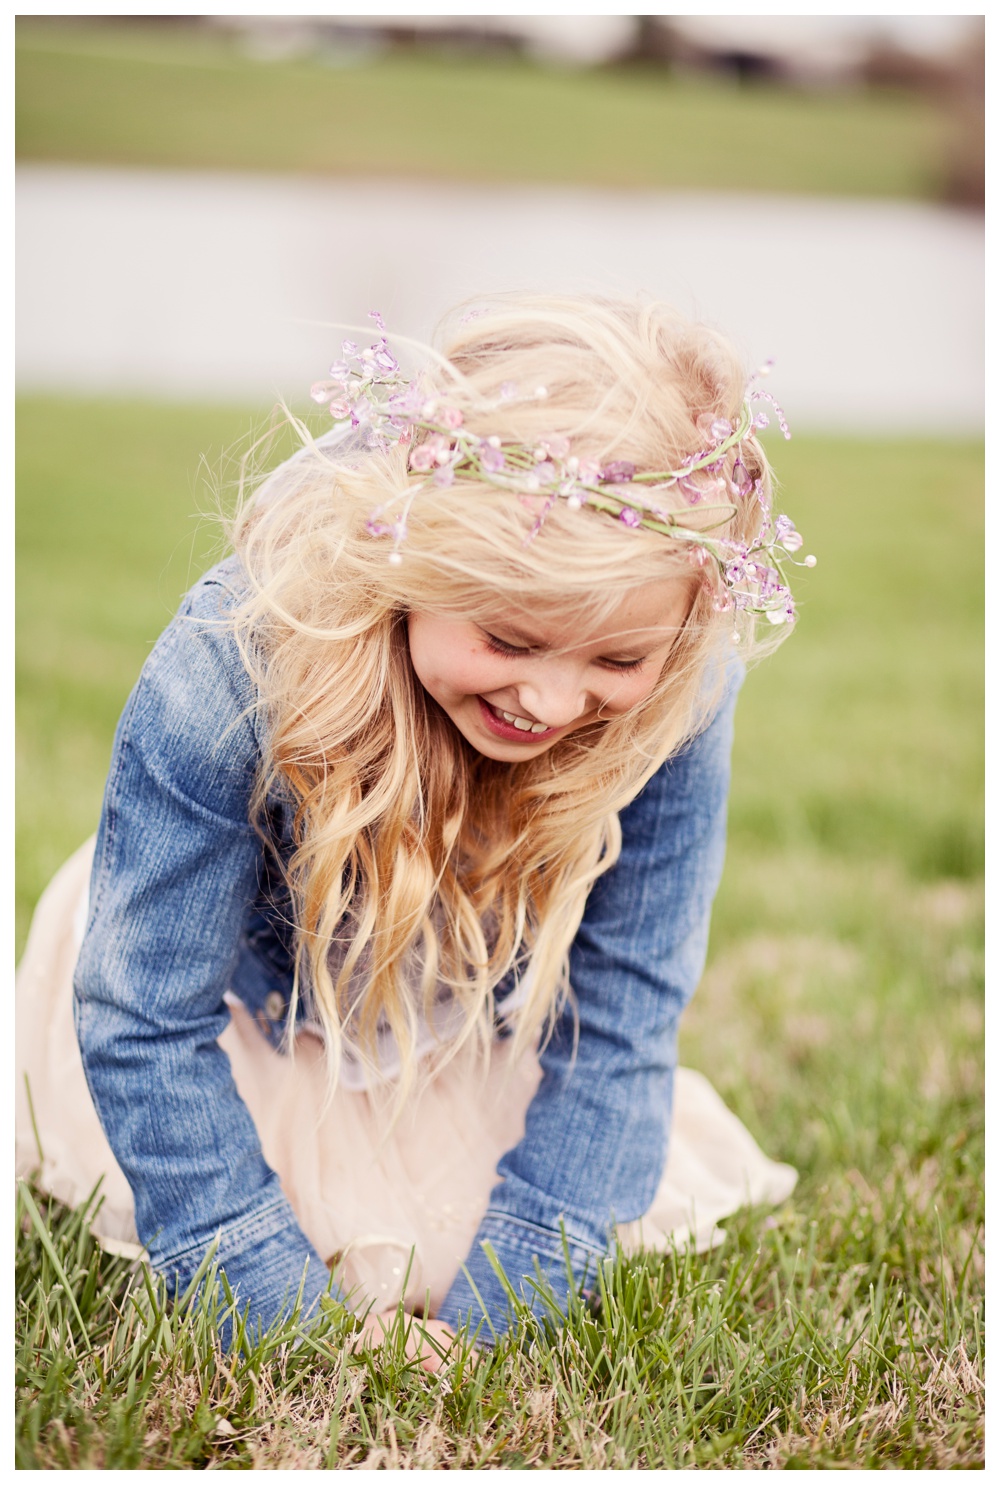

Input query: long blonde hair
[229,294,776,1101]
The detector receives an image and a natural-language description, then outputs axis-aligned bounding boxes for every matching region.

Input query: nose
[517,660,593,728]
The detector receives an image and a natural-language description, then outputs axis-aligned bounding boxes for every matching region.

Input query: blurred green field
[16,18,948,199]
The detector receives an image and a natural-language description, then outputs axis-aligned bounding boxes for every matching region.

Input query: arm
[73,564,333,1336]
[439,664,742,1341]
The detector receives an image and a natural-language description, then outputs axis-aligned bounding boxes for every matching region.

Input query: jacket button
[265,990,285,1021]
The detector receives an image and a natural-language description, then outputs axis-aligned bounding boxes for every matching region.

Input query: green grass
[15,399,983,1467]
[16,17,949,200]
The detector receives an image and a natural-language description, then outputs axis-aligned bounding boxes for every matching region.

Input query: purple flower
[369,310,386,331]
[602,460,636,484]
[532,461,557,484]
[433,463,456,488]
[755,565,781,599]
[480,441,506,473]
[388,388,423,417]
[619,507,641,528]
[342,339,358,356]
[710,417,732,442]
[774,514,803,552]
[374,347,399,374]
[730,459,753,499]
[328,360,351,381]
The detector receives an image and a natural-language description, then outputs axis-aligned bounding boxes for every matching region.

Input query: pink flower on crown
[437,406,465,431]
[576,458,602,485]
[619,508,641,527]
[409,434,452,471]
[310,379,341,404]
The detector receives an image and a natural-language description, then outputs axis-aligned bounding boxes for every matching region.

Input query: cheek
[408,625,505,700]
[600,667,664,714]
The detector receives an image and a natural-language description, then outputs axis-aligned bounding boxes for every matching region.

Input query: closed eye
[483,631,532,659]
[599,657,646,674]
[484,631,645,674]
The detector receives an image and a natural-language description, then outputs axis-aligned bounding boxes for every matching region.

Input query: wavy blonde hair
[229,294,778,1104]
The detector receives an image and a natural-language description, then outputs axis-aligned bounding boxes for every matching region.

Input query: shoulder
[141,555,256,716]
[178,553,252,627]
[115,556,263,813]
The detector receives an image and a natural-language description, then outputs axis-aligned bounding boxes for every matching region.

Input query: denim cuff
[154,1199,340,1345]
[438,1212,608,1346]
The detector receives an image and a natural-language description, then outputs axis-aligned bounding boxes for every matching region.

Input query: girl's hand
[356,1312,456,1373]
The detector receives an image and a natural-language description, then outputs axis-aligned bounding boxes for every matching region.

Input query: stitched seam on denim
[152,1197,306,1273]
[478,1214,605,1259]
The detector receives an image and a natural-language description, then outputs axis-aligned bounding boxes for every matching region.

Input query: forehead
[482,576,691,651]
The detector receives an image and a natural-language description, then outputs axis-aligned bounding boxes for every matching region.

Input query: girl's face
[407,577,693,761]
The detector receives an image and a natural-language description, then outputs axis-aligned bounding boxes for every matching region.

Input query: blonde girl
[16,295,806,1362]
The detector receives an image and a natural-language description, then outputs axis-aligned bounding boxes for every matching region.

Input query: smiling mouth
[496,707,551,733]
[478,698,558,741]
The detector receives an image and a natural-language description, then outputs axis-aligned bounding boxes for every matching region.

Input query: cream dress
[15,839,797,1315]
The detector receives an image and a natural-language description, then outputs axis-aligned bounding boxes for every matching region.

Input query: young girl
[16,294,806,1360]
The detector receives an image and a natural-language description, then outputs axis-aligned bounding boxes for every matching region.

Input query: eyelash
[482,633,646,674]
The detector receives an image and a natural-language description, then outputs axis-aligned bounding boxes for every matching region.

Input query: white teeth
[499,709,550,733]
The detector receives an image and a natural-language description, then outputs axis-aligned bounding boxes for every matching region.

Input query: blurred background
[16,14,983,1216]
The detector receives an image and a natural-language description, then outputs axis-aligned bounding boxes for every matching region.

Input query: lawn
[15,399,983,1467]
[16,17,949,201]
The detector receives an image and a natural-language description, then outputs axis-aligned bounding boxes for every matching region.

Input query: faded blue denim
[73,557,740,1343]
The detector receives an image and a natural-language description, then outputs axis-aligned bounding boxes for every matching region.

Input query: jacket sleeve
[439,665,742,1342]
[73,569,334,1336]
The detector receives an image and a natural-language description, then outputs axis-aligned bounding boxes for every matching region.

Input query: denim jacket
[73,556,739,1343]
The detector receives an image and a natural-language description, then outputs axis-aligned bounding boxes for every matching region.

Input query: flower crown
[310,312,815,627]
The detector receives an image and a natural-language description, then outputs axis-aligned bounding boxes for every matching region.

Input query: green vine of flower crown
[310,312,815,627]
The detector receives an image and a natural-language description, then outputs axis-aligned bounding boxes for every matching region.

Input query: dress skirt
[15,840,797,1316]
